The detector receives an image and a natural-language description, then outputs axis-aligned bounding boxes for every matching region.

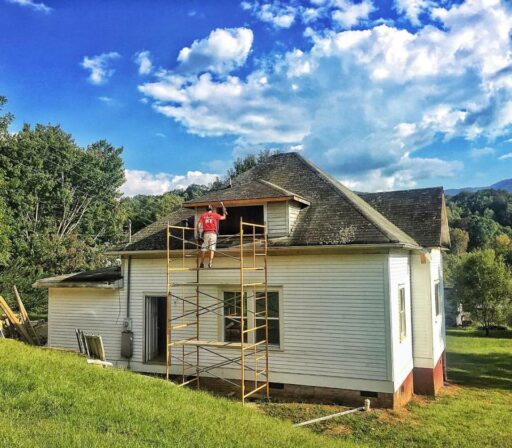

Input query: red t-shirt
[198,212,222,234]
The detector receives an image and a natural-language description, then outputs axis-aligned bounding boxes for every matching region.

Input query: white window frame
[219,287,283,350]
[434,280,441,317]
[398,285,407,342]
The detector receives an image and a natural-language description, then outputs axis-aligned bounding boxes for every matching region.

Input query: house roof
[359,187,451,248]
[33,267,123,289]
[183,179,309,207]
[114,152,449,253]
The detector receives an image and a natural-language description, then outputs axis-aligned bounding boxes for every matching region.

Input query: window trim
[219,287,283,350]
[398,285,407,342]
[434,280,441,317]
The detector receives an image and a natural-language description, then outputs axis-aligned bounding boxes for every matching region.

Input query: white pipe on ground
[294,399,371,427]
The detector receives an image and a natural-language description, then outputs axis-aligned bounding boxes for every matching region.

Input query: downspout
[127,255,131,319]
[121,255,134,365]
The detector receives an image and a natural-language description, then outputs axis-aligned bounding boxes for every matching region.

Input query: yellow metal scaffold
[165,218,270,403]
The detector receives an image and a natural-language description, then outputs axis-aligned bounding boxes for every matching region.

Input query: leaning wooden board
[0,296,34,344]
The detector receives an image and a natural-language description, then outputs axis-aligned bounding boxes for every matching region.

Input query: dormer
[183,179,309,239]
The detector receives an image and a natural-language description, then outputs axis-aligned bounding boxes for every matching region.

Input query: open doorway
[144,296,166,363]
[218,205,264,235]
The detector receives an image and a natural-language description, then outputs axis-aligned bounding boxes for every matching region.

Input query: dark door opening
[144,296,167,363]
[218,205,264,235]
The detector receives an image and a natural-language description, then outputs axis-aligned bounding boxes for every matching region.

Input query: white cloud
[97,96,117,105]
[394,0,430,26]
[81,52,121,85]
[470,146,495,158]
[242,1,297,28]
[177,28,253,75]
[140,0,512,187]
[332,0,375,29]
[499,152,512,160]
[6,0,51,13]
[121,169,219,196]
[155,132,166,138]
[134,51,153,75]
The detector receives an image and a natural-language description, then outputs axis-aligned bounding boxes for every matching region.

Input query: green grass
[0,340,353,448]
[1,330,511,447]
[259,329,512,448]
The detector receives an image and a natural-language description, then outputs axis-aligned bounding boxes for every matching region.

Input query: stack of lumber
[0,286,41,346]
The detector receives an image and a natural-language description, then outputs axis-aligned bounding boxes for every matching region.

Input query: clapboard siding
[411,253,433,367]
[388,251,413,388]
[127,253,390,389]
[430,249,446,362]
[48,287,125,361]
[266,202,287,237]
[288,202,301,233]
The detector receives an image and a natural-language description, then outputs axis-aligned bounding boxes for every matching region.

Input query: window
[399,286,406,341]
[255,291,280,346]
[223,290,280,346]
[223,292,248,343]
[434,281,441,316]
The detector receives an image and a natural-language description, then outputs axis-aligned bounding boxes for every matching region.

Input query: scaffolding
[165,218,270,403]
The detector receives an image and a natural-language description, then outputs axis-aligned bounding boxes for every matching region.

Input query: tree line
[446,190,512,334]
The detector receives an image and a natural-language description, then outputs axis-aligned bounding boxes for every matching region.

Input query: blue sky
[1,0,512,195]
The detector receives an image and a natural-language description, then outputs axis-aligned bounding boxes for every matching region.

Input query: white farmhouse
[36,153,449,408]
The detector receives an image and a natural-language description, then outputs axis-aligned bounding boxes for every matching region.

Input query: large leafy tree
[453,249,512,335]
[0,116,125,310]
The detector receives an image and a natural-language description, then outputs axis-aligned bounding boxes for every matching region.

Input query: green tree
[449,228,469,255]
[0,122,125,310]
[453,249,512,335]
[226,149,277,179]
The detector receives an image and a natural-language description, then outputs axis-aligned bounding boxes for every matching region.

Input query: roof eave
[183,195,310,208]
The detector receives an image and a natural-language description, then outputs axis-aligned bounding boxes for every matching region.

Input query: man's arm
[219,202,227,221]
[197,214,203,236]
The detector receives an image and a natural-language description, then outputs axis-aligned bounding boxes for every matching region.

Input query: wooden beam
[0,296,35,344]
[13,286,41,345]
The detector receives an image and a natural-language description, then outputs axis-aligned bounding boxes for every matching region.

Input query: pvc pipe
[294,400,370,427]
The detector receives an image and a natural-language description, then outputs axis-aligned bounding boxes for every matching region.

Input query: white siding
[411,253,433,366]
[288,202,302,233]
[48,287,125,362]
[266,202,287,237]
[127,253,393,392]
[410,248,446,369]
[388,251,413,389]
[430,249,446,363]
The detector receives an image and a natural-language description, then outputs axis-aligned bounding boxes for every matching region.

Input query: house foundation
[413,351,445,396]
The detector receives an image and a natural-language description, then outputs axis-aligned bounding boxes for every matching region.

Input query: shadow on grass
[447,329,512,339]
[447,351,512,390]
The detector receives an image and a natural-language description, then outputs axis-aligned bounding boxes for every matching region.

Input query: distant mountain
[445,178,512,196]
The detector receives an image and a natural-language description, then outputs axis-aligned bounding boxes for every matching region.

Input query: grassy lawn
[0,330,510,447]
[259,329,512,448]
[0,339,352,448]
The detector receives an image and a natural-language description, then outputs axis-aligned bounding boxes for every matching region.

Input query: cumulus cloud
[121,169,219,196]
[332,0,375,29]
[140,0,512,189]
[81,52,121,85]
[394,0,430,26]
[134,51,153,75]
[242,1,297,28]
[470,147,495,158]
[177,28,253,75]
[6,0,51,13]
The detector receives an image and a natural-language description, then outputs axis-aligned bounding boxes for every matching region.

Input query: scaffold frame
[165,217,270,403]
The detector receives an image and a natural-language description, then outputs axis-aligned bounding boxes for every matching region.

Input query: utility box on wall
[121,330,133,358]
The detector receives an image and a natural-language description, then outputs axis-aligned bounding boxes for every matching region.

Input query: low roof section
[33,267,123,289]
[113,153,450,253]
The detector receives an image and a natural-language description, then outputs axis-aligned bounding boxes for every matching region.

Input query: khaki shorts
[201,232,217,252]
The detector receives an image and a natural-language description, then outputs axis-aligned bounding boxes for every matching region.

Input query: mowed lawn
[0,330,510,447]
[259,329,512,448]
[0,339,352,448]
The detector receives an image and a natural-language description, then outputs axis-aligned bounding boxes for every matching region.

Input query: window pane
[256,319,280,345]
[256,291,279,318]
[224,317,248,342]
[224,292,247,317]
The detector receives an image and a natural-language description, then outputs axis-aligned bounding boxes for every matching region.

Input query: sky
[1,0,512,196]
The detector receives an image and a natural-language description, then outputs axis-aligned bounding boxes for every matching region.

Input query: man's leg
[199,236,206,268]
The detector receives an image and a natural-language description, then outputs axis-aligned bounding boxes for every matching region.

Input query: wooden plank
[13,286,41,345]
[0,296,35,344]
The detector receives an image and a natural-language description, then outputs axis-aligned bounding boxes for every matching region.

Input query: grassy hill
[0,340,351,448]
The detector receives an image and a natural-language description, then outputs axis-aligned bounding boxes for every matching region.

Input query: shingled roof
[115,153,449,252]
[359,187,450,248]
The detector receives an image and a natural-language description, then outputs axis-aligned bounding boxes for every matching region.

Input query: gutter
[107,242,423,257]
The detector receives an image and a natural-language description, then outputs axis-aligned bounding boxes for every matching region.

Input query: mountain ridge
[445,178,512,196]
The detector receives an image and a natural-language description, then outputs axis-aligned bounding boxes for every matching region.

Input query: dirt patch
[324,424,353,436]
